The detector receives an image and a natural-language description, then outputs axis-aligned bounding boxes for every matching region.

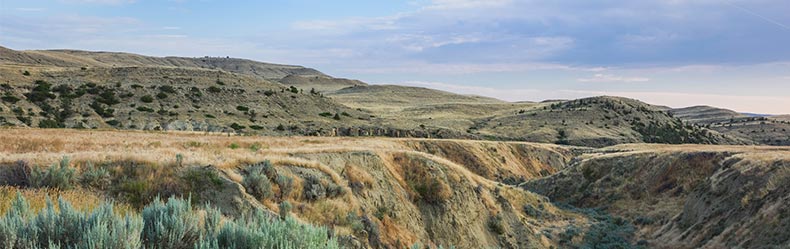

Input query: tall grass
[0,194,339,249]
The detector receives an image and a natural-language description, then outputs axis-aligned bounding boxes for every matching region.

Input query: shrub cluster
[0,194,339,249]
[243,163,275,201]
[29,157,77,190]
[303,175,345,201]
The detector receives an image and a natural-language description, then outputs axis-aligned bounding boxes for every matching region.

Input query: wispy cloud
[577,74,650,83]
[14,8,45,12]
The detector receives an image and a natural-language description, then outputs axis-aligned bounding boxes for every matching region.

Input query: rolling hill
[670,106,790,146]
[0,46,772,147]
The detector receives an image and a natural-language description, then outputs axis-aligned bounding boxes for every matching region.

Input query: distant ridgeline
[1,46,785,147]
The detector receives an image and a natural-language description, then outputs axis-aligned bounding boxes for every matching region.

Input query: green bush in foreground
[0,194,339,249]
[0,193,143,249]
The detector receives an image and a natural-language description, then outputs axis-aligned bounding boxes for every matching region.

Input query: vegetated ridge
[0,46,776,148]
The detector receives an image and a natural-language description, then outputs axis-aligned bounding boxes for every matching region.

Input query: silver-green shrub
[276,174,294,198]
[79,163,111,190]
[29,156,77,190]
[211,210,339,249]
[0,193,338,249]
[141,196,201,249]
[0,193,143,249]
[243,164,274,200]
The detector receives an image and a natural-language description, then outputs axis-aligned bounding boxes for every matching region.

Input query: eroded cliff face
[278,144,595,248]
[1,128,787,248]
[521,145,790,249]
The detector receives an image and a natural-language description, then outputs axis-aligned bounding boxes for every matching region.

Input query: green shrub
[159,85,176,93]
[279,201,292,220]
[90,101,115,118]
[38,119,64,128]
[137,106,155,112]
[276,174,294,198]
[207,86,221,93]
[488,214,505,235]
[0,195,339,249]
[1,95,20,104]
[181,168,223,196]
[142,197,201,248]
[303,175,326,201]
[156,92,168,99]
[318,112,332,117]
[0,194,143,249]
[106,119,121,126]
[22,70,30,76]
[230,123,245,130]
[250,125,264,130]
[325,182,345,198]
[236,105,249,112]
[140,95,154,103]
[210,209,338,249]
[243,165,274,201]
[26,80,55,102]
[29,157,77,190]
[97,89,120,105]
[79,163,111,190]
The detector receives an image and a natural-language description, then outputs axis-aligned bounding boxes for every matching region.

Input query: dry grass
[344,164,374,190]
[0,186,135,215]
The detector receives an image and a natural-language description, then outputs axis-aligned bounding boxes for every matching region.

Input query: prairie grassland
[3,127,787,183]
[0,127,400,167]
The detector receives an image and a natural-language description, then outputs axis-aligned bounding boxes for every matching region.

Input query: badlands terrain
[0,47,789,248]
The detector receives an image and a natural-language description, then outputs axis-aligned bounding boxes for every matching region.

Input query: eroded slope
[522,144,790,248]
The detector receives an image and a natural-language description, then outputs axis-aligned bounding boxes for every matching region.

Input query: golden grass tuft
[344,164,374,189]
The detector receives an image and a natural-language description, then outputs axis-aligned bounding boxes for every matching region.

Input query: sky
[1,0,789,114]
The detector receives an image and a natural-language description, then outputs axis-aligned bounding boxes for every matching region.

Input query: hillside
[328,84,507,113]
[0,46,324,79]
[522,143,790,248]
[470,97,747,147]
[668,106,748,125]
[278,74,367,93]
[670,106,790,146]
[1,128,788,248]
[0,46,766,147]
[0,65,372,134]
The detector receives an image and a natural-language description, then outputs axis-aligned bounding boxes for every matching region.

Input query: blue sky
[1,0,789,114]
